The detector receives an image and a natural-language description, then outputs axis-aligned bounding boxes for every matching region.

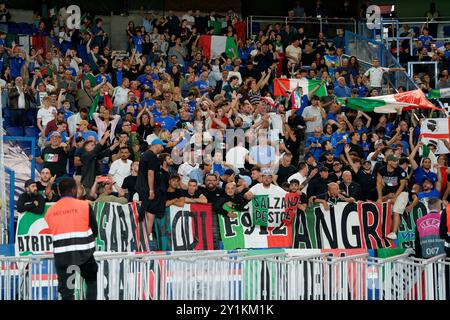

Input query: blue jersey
[331,131,349,158]
[305,136,323,161]
[413,167,437,185]
[418,188,440,200]
[154,114,177,131]
[132,35,144,53]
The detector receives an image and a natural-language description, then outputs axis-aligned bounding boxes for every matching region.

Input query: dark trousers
[56,255,98,300]
[9,109,27,127]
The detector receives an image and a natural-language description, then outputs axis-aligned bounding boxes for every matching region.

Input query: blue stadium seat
[24,126,40,138]
[6,126,24,137]
[444,26,450,37]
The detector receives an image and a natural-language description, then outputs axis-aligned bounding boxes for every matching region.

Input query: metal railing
[246,16,357,40]
[344,31,419,93]
[1,250,449,300]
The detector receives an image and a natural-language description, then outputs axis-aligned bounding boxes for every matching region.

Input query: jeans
[55,255,98,300]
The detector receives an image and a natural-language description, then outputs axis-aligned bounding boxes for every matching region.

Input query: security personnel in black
[45,178,98,300]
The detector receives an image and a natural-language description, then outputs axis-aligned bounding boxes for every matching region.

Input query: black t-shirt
[200,187,224,203]
[74,147,85,175]
[40,146,68,178]
[276,164,298,185]
[378,165,407,196]
[354,170,376,200]
[349,142,364,159]
[160,168,171,191]
[166,188,184,201]
[122,175,137,202]
[135,150,160,194]
[182,189,203,199]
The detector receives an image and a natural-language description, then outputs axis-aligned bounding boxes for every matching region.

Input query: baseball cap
[24,179,36,189]
[240,175,252,187]
[151,139,167,147]
[386,155,399,162]
[224,169,235,176]
[423,177,434,184]
[153,122,162,127]
[261,168,273,176]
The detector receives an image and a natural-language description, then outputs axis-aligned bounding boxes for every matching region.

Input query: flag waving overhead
[198,35,237,60]
[274,78,327,97]
[428,88,450,99]
[338,89,443,113]
[338,97,415,113]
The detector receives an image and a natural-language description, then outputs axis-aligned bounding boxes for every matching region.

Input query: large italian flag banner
[198,35,237,60]
[338,89,443,113]
[15,202,150,256]
[274,78,327,97]
[218,187,294,250]
[154,204,214,251]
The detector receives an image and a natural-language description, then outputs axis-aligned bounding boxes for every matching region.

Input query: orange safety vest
[45,197,95,265]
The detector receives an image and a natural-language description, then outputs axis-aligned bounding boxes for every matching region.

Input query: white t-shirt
[37,106,57,128]
[227,71,242,85]
[249,183,286,195]
[302,105,323,133]
[113,86,130,107]
[226,146,249,169]
[287,172,308,194]
[364,67,389,88]
[178,162,199,185]
[285,45,302,65]
[146,133,158,145]
[109,159,132,192]
[181,14,195,29]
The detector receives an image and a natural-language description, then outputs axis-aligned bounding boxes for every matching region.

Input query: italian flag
[88,93,99,119]
[274,78,327,98]
[338,89,443,113]
[218,205,293,250]
[428,88,450,99]
[198,35,237,60]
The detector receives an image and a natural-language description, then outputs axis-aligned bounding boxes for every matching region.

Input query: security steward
[440,201,450,299]
[44,177,98,300]
[414,198,445,258]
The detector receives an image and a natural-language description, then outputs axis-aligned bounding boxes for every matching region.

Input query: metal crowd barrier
[1,251,449,300]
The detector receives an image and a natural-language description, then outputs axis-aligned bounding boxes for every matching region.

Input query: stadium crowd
[6,2,450,249]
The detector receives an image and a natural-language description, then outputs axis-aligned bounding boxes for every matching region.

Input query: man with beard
[417,177,440,201]
[307,167,330,199]
[275,152,297,186]
[214,182,247,218]
[17,180,46,215]
[410,141,438,188]
[198,173,225,250]
[36,168,59,202]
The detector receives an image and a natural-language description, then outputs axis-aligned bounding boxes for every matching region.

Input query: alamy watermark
[366,5,381,30]
[66,5,81,30]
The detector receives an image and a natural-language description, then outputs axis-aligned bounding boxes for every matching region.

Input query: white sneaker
[149,234,154,241]
[386,232,397,240]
